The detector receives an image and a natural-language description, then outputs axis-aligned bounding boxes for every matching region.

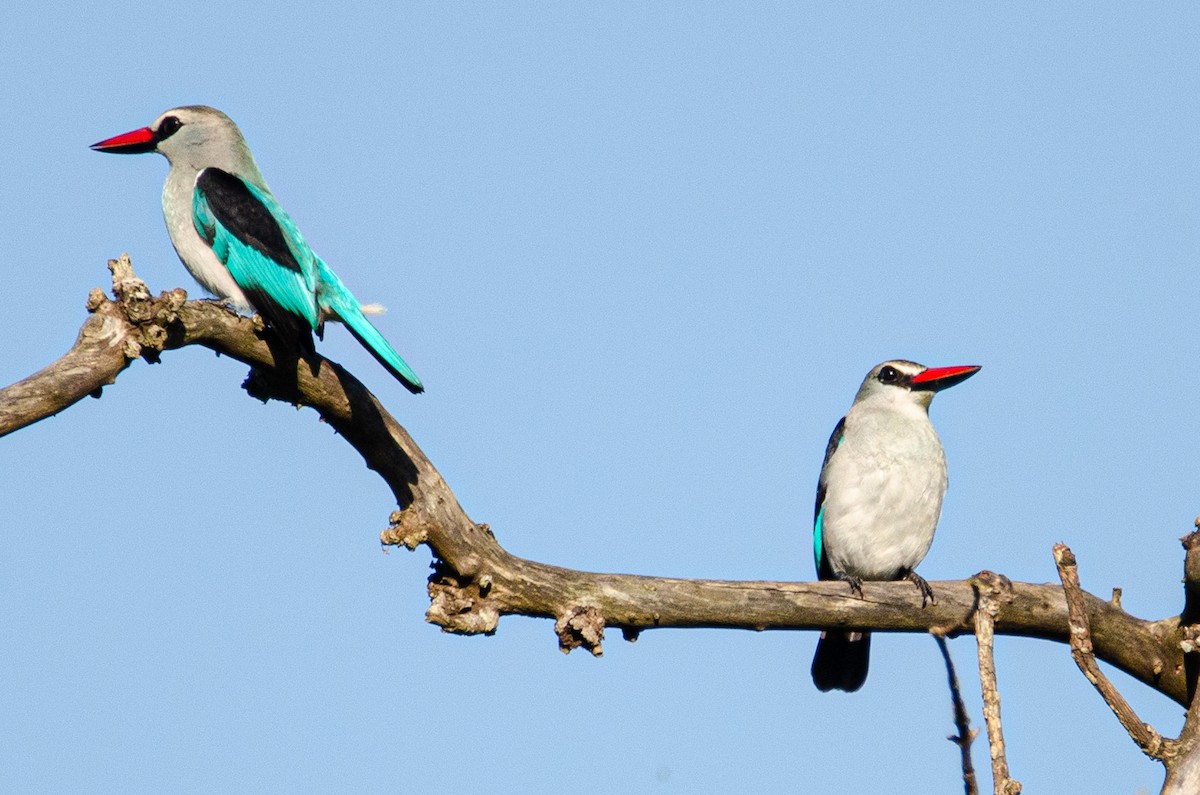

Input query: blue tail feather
[332,298,424,394]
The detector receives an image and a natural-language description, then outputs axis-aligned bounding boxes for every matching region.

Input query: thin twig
[973,572,1022,795]
[933,631,978,795]
[1053,543,1171,762]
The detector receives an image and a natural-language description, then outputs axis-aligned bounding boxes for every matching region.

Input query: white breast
[820,403,948,580]
[161,167,252,310]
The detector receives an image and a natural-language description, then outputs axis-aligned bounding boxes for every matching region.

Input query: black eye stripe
[157,115,182,140]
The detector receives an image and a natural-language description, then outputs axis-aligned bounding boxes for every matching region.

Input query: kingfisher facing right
[811,359,980,693]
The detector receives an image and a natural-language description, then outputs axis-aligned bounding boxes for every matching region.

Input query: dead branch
[1054,543,1170,760]
[1051,535,1200,794]
[0,256,1192,712]
[972,572,1021,795]
[1157,530,1200,793]
[1163,652,1200,793]
[933,632,978,795]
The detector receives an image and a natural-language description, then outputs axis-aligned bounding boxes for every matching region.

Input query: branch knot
[555,605,605,657]
[426,561,499,636]
[381,509,429,550]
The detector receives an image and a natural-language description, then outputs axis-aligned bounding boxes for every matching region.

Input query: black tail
[811,631,871,692]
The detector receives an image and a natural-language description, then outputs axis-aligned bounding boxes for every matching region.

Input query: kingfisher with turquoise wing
[92,105,423,393]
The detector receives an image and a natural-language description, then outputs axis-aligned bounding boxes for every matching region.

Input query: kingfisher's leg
[903,569,935,607]
[830,569,864,598]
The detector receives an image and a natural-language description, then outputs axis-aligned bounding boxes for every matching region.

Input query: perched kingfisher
[92,105,423,393]
[811,360,979,692]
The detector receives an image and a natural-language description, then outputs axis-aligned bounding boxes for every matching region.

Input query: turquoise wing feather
[315,262,425,394]
[192,168,319,330]
[194,167,423,393]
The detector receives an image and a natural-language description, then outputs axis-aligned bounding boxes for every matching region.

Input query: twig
[973,572,1022,795]
[1053,544,1170,761]
[933,631,978,795]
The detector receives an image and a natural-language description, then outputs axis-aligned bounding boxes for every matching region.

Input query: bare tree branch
[1159,530,1200,794]
[933,631,978,795]
[1161,630,1200,794]
[972,573,1022,795]
[1050,533,1200,794]
[0,257,1193,714]
[0,274,177,437]
[1054,543,1171,760]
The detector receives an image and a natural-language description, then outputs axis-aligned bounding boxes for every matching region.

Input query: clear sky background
[2,4,1197,793]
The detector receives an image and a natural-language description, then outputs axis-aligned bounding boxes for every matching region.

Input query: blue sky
[2,4,1198,792]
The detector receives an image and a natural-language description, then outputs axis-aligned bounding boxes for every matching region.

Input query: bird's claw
[905,570,935,607]
[833,571,865,598]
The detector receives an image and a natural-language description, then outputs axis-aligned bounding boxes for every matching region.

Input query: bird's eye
[877,365,900,384]
[157,116,182,139]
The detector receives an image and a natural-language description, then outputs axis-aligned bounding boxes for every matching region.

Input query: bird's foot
[208,297,246,315]
[833,570,865,598]
[904,570,935,607]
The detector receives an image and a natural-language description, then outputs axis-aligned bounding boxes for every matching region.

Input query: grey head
[852,359,981,412]
[91,105,265,184]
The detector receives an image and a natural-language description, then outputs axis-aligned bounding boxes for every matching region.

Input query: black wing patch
[195,169,302,273]
[242,286,317,361]
[814,415,846,526]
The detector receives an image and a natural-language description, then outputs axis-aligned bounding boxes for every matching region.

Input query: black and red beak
[910,364,981,392]
[90,126,158,155]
